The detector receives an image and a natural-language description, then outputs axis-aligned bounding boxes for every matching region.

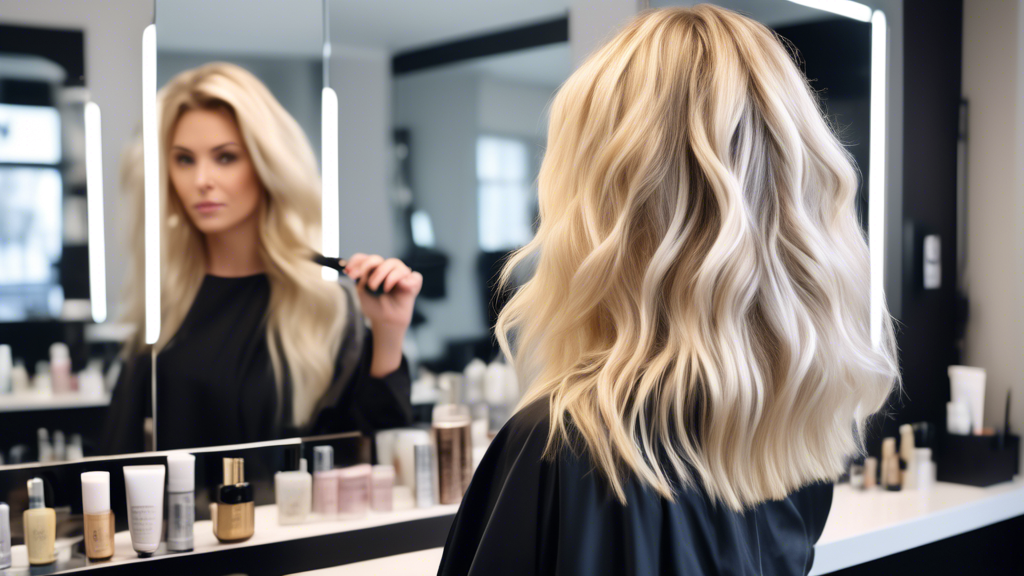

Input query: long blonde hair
[124,62,347,427]
[497,5,899,511]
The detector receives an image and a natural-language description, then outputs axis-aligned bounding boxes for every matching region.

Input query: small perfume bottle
[213,458,254,543]
[23,478,56,565]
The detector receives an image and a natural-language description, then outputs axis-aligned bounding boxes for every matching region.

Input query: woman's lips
[194,202,225,215]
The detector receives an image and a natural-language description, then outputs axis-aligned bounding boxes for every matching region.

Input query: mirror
[2,0,891,466]
[0,22,123,467]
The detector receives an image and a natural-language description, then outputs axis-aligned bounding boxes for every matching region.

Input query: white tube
[123,465,165,557]
[948,365,986,435]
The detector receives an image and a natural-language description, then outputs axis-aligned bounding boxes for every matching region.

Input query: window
[477,136,536,252]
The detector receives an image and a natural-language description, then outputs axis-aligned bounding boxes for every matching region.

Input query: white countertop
[290,479,1024,576]
[810,479,1024,574]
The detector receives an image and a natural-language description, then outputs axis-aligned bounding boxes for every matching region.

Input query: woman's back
[439,399,832,575]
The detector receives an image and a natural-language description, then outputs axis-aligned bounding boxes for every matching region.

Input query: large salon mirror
[0,22,132,467]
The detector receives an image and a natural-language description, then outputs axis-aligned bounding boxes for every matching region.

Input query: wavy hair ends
[123,62,346,428]
[497,5,899,511]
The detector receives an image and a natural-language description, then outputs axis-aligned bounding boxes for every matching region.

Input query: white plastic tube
[949,365,986,435]
[123,465,165,557]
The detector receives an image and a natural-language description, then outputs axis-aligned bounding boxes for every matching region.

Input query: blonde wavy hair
[124,62,347,427]
[497,5,900,511]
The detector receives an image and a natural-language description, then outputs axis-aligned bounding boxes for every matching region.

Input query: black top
[438,399,833,576]
[101,274,412,454]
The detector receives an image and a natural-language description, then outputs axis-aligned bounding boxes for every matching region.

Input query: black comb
[313,254,386,296]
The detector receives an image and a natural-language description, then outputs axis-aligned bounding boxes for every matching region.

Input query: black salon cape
[438,400,833,576]
[101,273,412,454]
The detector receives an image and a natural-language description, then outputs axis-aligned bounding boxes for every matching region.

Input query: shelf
[4,502,460,576]
[0,392,110,413]
[810,478,1024,574]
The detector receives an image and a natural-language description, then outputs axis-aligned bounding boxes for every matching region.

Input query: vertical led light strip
[321,0,339,281]
[84,102,107,324]
[869,10,888,348]
[143,24,160,345]
[321,87,340,281]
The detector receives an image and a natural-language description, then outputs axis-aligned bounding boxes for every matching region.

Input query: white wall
[157,53,322,161]
[393,69,482,359]
[961,0,1024,452]
[330,47,396,259]
[478,77,555,141]
[0,0,153,321]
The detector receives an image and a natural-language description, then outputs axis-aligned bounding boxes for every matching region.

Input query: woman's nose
[195,162,214,193]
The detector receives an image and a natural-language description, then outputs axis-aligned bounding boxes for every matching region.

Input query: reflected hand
[343,253,423,331]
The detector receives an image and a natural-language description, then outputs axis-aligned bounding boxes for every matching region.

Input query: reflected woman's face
[168,108,262,236]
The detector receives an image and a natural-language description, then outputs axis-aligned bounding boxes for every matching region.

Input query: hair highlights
[497,5,899,510]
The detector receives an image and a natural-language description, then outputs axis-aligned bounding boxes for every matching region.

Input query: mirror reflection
[0,23,113,467]
[1,0,873,465]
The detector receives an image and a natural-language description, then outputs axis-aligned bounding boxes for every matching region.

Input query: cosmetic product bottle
[949,365,986,435]
[414,443,436,508]
[53,430,66,462]
[0,502,12,570]
[124,465,165,557]
[33,361,52,396]
[0,344,12,394]
[50,343,72,394]
[275,446,312,525]
[863,457,878,489]
[899,424,916,489]
[24,478,55,565]
[849,462,865,489]
[881,438,900,491]
[67,434,84,461]
[392,485,415,511]
[166,453,196,552]
[433,404,473,505]
[371,465,395,513]
[312,446,338,517]
[11,360,29,394]
[81,472,114,560]
[393,429,431,490]
[337,464,371,519]
[914,448,936,491]
[37,428,52,463]
[213,458,254,543]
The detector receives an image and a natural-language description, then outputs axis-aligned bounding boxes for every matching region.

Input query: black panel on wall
[878,0,964,447]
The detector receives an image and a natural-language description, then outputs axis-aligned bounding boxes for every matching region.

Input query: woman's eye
[175,155,193,166]
[217,153,237,165]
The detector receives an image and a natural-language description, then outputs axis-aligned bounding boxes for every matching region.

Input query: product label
[84,512,114,559]
[167,492,195,550]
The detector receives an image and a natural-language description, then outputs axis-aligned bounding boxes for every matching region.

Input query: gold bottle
[212,458,254,543]
[23,478,55,565]
[81,471,115,560]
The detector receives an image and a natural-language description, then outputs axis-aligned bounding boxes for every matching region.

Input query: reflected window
[0,167,64,320]
[477,135,535,252]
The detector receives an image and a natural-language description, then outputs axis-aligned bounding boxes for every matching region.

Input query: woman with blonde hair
[439,5,898,575]
[103,62,422,453]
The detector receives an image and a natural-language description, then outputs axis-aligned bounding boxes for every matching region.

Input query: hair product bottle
[337,464,371,519]
[432,404,472,505]
[213,458,254,543]
[275,446,312,525]
[166,453,196,552]
[81,472,115,560]
[312,446,338,517]
[0,502,12,569]
[23,478,55,565]
[414,444,435,508]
